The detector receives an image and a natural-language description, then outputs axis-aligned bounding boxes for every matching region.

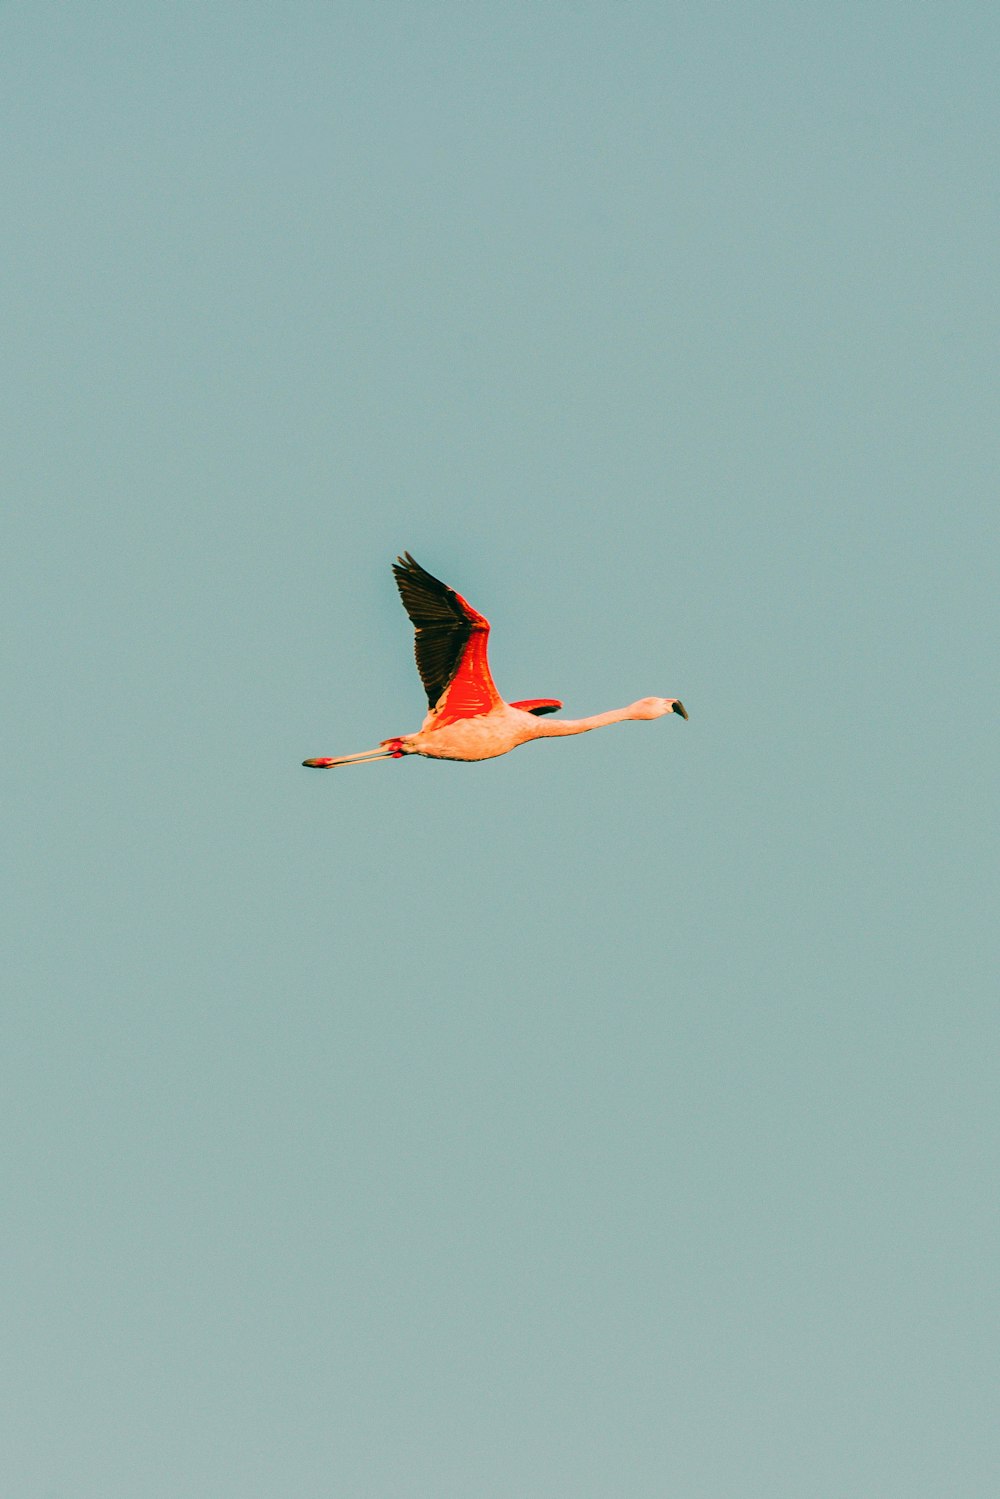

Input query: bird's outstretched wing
[392,553,501,720]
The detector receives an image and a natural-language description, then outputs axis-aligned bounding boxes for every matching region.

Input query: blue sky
[3,4,997,1495]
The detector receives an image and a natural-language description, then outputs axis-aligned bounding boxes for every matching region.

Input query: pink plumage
[302,553,687,769]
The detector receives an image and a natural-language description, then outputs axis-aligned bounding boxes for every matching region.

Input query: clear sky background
[3,4,997,1496]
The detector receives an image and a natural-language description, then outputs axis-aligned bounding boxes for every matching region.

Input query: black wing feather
[391,553,479,709]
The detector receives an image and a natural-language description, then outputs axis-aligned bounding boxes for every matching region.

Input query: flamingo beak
[672,701,688,720]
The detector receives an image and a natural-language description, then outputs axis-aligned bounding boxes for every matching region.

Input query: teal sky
[4,4,997,1495]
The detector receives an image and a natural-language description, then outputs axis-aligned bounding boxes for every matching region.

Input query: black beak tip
[673,701,688,720]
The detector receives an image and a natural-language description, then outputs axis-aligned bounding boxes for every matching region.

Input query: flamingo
[303,553,687,768]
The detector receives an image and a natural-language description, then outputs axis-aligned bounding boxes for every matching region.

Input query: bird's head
[631,696,688,720]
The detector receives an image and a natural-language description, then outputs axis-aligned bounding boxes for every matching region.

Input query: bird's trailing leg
[302,746,396,768]
[301,735,410,768]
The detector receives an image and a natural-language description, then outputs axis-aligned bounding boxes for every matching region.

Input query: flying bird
[303,553,687,768]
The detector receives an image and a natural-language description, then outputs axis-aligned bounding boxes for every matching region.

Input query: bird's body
[401,701,550,762]
[303,553,686,769]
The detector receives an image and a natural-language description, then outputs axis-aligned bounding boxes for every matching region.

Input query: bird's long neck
[532,705,637,738]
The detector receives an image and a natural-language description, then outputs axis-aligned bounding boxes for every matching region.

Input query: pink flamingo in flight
[303,553,687,769]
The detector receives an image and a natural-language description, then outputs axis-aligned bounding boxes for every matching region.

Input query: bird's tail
[302,746,395,768]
